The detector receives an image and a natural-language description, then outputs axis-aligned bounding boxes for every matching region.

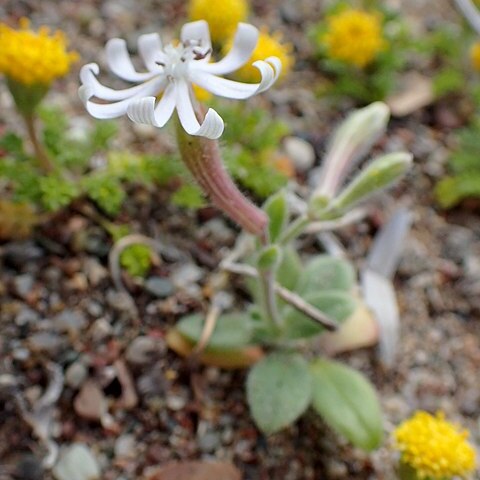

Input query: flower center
[158,40,210,82]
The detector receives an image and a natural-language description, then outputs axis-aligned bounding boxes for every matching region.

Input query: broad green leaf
[176,313,253,350]
[283,290,357,340]
[276,247,302,291]
[263,191,288,243]
[310,359,383,451]
[296,255,356,295]
[247,352,312,434]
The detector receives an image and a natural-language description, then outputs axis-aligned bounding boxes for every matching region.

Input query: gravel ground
[1,1,480,479]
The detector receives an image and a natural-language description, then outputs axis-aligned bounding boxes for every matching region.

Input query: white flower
[79,20,281,139]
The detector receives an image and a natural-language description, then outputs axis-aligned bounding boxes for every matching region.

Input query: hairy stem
[175,117,268,237]
[22,113,54,173]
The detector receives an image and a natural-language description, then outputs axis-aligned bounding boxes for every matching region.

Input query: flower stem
[175,116,268,237]
[22,113,54,173]
[278,213,310,245]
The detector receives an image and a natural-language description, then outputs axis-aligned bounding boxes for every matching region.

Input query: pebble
[14,454,44,480]
[126,336,163,365]
[4,241,43,269]
[144,277,174,298]
[283,136,316,173]
[13,274,34,299]
[29,332,66,354]
[197,430,221,453]
[166,393,188,411]
[65,362,88,389]
[114,434,136,458]
[53,444,100,480]
[90,318,113,341]
[15,307,40,326]
[83,258,109,287]
[85,300,104,318]
[171,263,203,289]
[106,290,137,313]
[53,309,87,333]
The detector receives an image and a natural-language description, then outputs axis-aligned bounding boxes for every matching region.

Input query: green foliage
[39,106,117,170]
[310,358,383,451]
[170,184,205,209]
[263,190,289,243]
[177,313,254,349]
[214,101,290,198]
[120,244,154,278]
[296,255,356,295]
[282,290,357,340]
[435,119,480,208]
[38,174,79,211]
[81,173,126,216]
[247,352,312,434]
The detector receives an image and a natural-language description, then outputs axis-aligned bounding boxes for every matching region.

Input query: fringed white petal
[190,56,281,100]
[138,33,165,72]
[80,63,165,101]
[79,77,163,119]
[127,84,176,127]
[175,80,224,139]
[106,38,156,82]
[196,23,258,75]
[180,20,212,53]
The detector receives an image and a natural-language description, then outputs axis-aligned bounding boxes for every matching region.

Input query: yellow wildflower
[0,18,78,86]
[228,28,293,83]
[322,9,386,68]
[470,41,480,71]
[188,0,249,43]
[394,411,476,479]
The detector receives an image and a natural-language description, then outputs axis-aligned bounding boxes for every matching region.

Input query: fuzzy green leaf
[326,152,412,216]
[296,255,356,295]
[177,312,254,350]
[247,352,312,434]
[263,191,288,243]
[310,359,383,451]
[283,290,356,340]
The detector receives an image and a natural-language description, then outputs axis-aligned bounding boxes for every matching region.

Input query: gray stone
[126,336,163,365]
[171,263,203,289]
[65,362,88,389]
[13,274,34,299]
[145,277,174,298]
[53,310,87,333]
[53,444,100,480]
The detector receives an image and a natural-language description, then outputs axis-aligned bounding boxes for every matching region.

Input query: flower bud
[312,102,390,201]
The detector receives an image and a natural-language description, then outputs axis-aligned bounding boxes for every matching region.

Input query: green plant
[168,102,412,449]
[435,118,480,208]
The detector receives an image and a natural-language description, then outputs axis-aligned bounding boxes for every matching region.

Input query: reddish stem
[175,117,268,237]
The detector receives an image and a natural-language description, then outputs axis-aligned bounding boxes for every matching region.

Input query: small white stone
[53,444,100,480]
[283,136,315,172]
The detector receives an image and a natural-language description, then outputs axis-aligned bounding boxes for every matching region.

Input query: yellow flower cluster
[188,0,248,43]
[470,42,480,71]
[322,9,386,68]
[0,18,78,86]
[229,28,293,83]
[394,411,476,479]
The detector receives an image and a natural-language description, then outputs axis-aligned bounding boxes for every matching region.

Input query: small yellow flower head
[0,18,78,86]
[227,28,293,83]
[470,41,480,72]
[188,0,249,43]
[394,411,476,479]
[322,9,386,68]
